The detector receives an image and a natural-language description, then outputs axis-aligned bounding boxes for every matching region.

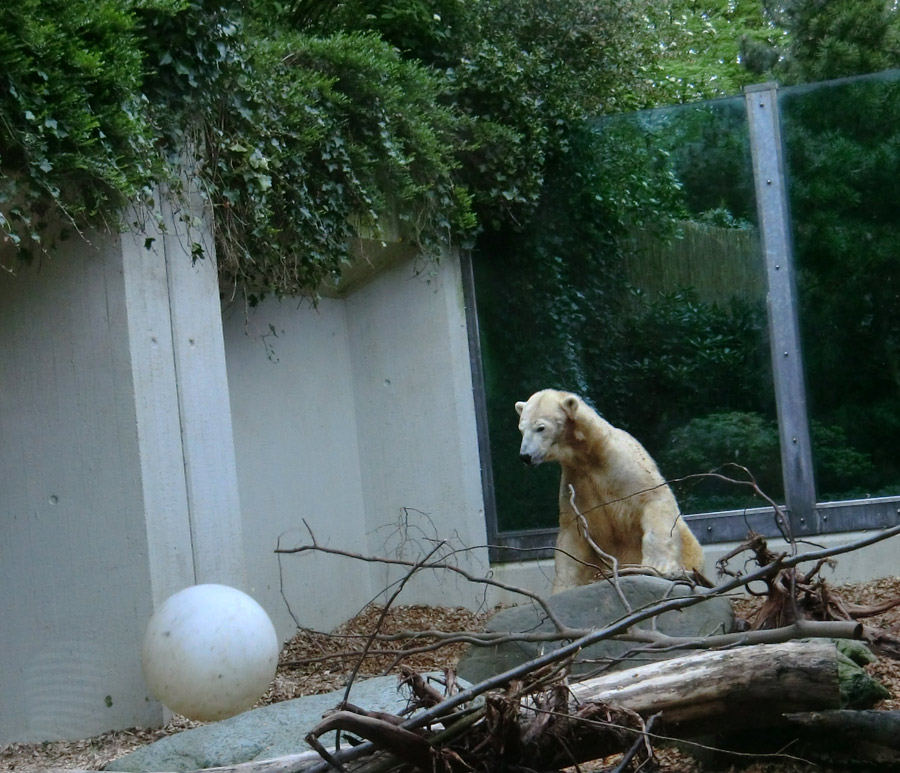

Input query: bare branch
[275,541,576,635]
[341,540,447,707]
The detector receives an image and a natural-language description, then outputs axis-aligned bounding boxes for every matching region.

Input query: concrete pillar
[345,252,490,605]
[0,200,245,743]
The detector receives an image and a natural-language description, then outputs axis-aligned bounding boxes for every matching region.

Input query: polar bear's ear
[515,401,526,416]
[561,395,579,420]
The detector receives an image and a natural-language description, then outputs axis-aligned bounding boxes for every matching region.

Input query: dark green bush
[661,411,881,512]
[611,290,771,451]
[0,0,163,250]
[660,411,783,511]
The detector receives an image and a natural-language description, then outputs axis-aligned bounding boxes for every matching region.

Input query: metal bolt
[784,351,789,357]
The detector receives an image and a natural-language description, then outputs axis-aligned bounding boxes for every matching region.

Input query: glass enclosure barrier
[779,72,900,506]
[469,70,900,557]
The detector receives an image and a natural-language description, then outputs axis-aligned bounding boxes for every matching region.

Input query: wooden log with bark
[566,639,847,736]
[782,710,900,766]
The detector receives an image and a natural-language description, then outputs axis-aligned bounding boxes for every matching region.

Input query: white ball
[141,584,279,721]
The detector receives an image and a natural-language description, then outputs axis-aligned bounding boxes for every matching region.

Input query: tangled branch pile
[276,527,900,773]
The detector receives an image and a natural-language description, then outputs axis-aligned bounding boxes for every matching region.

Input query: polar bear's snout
[518,436,546,466]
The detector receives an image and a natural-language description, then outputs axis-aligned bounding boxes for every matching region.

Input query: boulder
[457,575,733,684]
[107,672,461,772]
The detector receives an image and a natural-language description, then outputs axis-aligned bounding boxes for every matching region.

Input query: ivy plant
[0,0,164,250]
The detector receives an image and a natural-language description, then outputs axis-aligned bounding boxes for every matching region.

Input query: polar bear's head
[514,389,580,466]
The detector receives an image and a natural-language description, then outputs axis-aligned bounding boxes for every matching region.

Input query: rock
[456,575,734,684]
[107,672,462,772]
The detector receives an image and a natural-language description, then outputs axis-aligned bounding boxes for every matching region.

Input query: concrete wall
[346,253,489,608]
[224,251,490,644]
[1,219,488,743]
[224,297,374,638]
[0,203,245,744]
[0,232,160,743]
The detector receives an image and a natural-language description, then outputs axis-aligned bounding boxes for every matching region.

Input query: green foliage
[660,411,782,511]
[0,0,163,250]
[763,0,900,501]
[300,0,469,65]
[778,73,900,497]
[645,0,782,100]
[134,2,474,298]
[775,0,900,83]
[612,291,770,451]
[662,98,757,224]
[811,422,878,498]
[4,0,722,296]
[204,29,470,300]
[443,0,680,230]
[661,411,881,509]
[1,0,472,297]
[474,120,691,411]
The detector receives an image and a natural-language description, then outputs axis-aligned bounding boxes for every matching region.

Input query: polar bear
[515,389,703,593]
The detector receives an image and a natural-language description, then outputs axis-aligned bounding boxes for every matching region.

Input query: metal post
[744,82,818,534]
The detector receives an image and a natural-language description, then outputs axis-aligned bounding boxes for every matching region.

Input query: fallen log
[565,639,882,736]
[782,710,900,766]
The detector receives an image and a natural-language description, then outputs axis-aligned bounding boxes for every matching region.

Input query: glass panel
[779,70,900,502]
[474,95,782,535]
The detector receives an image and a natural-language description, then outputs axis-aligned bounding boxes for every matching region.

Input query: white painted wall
[224,251,490,644]
[156,195,246,589]
[0,203,246,744]
[346,253,490,607]
[0,232,161,743]
[1,214,488,743]
[224,297,374,639]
